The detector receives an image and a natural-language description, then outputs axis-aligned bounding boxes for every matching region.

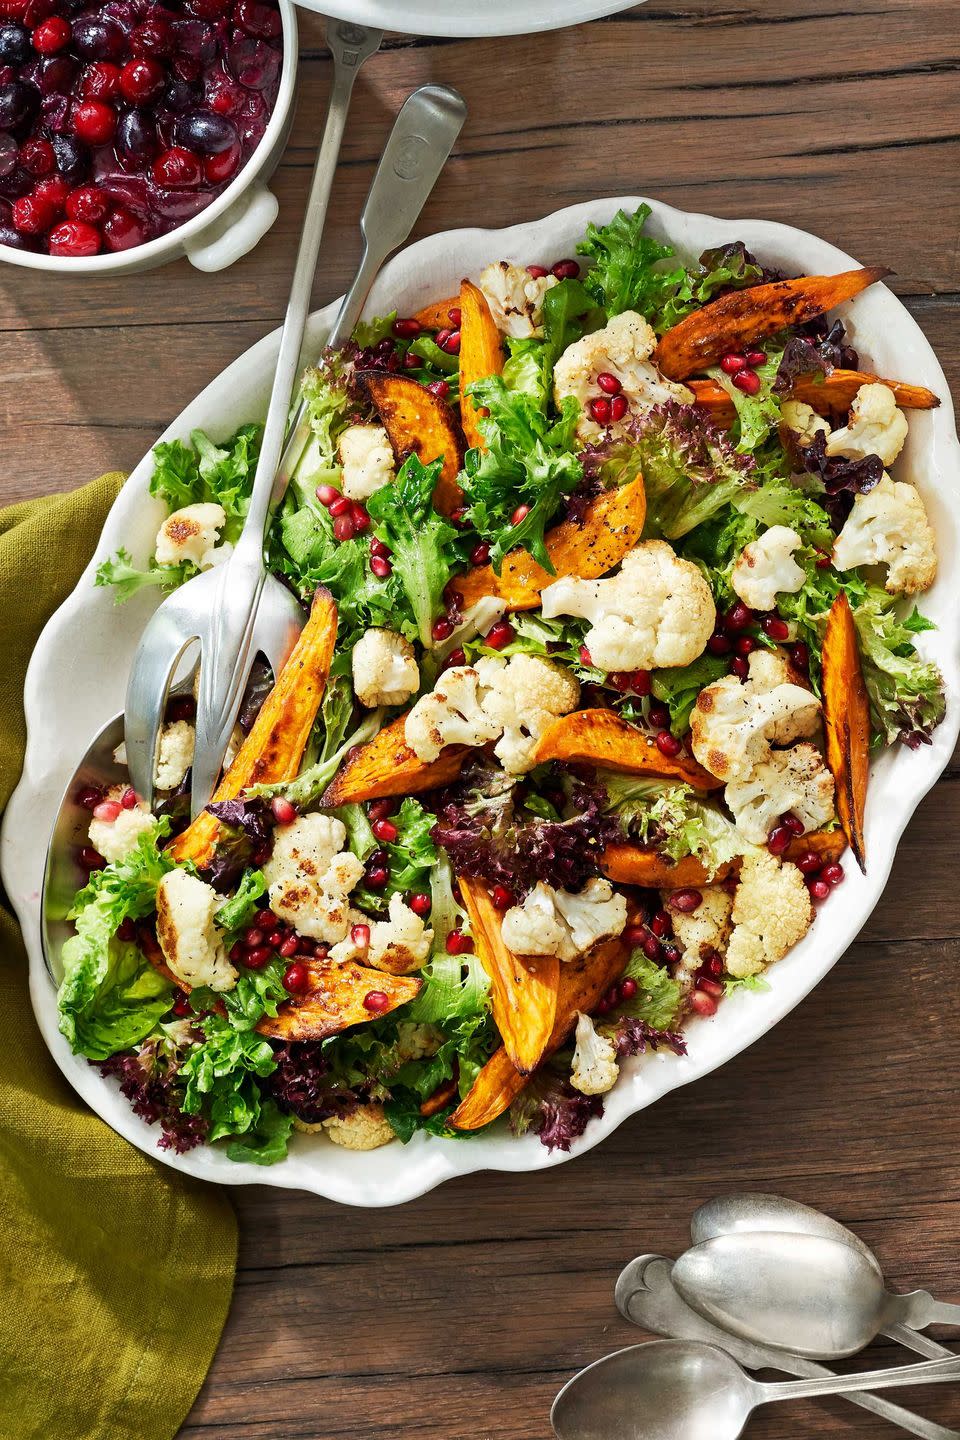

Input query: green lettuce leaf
[94,549,196,604]
[617,952,683,1030]
[601,771,741,876]
[576,204,683,321]
[366,453,460,648]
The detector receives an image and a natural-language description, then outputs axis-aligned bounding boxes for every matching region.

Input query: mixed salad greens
[65,203,944,1166]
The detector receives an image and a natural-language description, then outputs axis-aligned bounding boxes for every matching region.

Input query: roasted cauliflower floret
[323,1103,396,1150]
[541,540,716,672]
[501,878,627,962]
[155,867,237,993]
[338,423,396,500]
[263,814,364,943]
[155,502,226,569]
[570,1011,620,1096]
[665,887,734,974]
[825,383,908,468]
[328,894,433,973]
[155,719,195,792]
[690,649,821,783]
[475,652,580,774]
[724,743,835,845]
[832,474,937,595]
[88,802,157,865]
[553,310,694,442]
[725,849,813,978]
[351,628,419,709]
[404,664,502,764]
[781,399,831,447]
[731,526,805,613]
[478,259,558,338]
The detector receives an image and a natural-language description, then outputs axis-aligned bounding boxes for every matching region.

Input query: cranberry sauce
[0,0,283,257]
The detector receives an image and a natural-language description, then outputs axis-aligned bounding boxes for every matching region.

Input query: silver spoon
[615,1254,959,1440]
[691,1192,954,1362]
[551,1340,960,1440]
[673,1231,960,1360]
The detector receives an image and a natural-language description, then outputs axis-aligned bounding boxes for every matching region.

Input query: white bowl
[296,0,639,38]
[0,0,297,276]
[5,196,959,1206]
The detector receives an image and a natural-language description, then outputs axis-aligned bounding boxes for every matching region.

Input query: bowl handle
[184,183,279,273]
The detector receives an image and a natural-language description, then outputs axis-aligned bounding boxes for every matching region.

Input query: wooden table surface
[4,1,960,1435]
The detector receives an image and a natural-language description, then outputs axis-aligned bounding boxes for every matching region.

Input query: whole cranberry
[233,0,281,37]
[31,14,71,52]
[152,144,201,186]
[19,135,54,174]
[119,56,164,103]
[65,183,108,223]
[47,218,101,255]
[12,191,52,232]
[102,204,145,250]
[202,138,239,182]
[130,15,173,56]
[37,53,77,94]
[73,98,117,146]
[33,173,67,210]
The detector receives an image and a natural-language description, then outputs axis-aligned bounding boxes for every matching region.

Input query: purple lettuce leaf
[509,1070,604,1153]
[203,796,272,889]
[266,1041,367,1125]
[607,1016,687,1060]
[97,1046,207,1154]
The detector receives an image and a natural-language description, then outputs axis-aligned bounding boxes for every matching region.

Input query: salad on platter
[61,204,946,1166]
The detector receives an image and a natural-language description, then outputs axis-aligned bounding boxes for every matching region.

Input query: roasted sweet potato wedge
[420,1074,459,1118]
[533,710,722,791]
[822,592,869,872]
[364,372,465,515]
[655,268,890,381]
[785,829,848,867]
[600,829,846,887]
[459,875,559,1075]
[449,935,629,1131]
[690,370,939,426]
[257,954,420,1042]
[169,588,335,869]
[452,476,647,612]
[458,278,504,452]
[321,713,470,807]
[412,296,460,330]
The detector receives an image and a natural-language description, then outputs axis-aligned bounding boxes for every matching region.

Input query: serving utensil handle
[759,1353,960,1404]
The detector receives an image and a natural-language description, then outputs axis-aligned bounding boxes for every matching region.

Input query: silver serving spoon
[615,1255,959,1440]
[551,1340,960,1440]
[690,1193,953,1361]
[673,1231,960,1360]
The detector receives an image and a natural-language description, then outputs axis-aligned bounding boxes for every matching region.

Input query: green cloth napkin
[0,475,237,1440]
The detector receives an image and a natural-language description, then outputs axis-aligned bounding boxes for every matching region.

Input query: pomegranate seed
[32,14,70,50]
[624,924,648,947]
[668,888,702,914]
[265,929,284,949]
[551,258,580,280]
[350,503,370,534]
[724,601,753,633]
[662,944,681,966]
[365,866,389,889]
[316,483,339,507]
[20,138,54,175]
[368,799,394,822]
[328,494,352,517]
[511,504,531,526]
[271,797,297,825]
[731,657,749,681]
[790,641,810,672]
[447,306,462,326]
[589,396,612,425]
[370,555,392,578]
[642,934,663,961]
[762,614,790,641]
[745,349,767,368]
[278,933,299,958]
[470,541,490,566]
[491,885,514,911]
[228,940,245,962]
[795,851,822,875]
[426,379,450,399]
[77,786,102,810]
[655,730,682,758]
[152,147,201,189]
[596,371,622,395]
[243,928,265,948]
[733,368,761,395]
[651,910,672,938]
[172,991,193,1017]
[808,878,831,901]
[445,928,473,954]
[696,976,724,998]
[702,950,723,979]
[720,353,747,375]
[440,329,461,355]
[707,632,732,656]
[393,316,421,338]
[782,812,805,836]
[821,863,845,886]
[527,264,548,278]
[73,99,116,146]
[120,787,137,809]
[372,817,399,843]
[65,185,107,224]
[767,824,791,856]
[282,961,311,993]
[93,799,122,822]
[246,945,272,969]
[300,939,320,957]
[115,917,136,942]
[690,989,718,1017]
[333,514,355,542]
[631,669,652,697]
[443,647,466,669]
[734,635,755,657]
[253,910,276,929]
[619,976,638,1000]
[347,923,369,951]
[79,846,106,870]
[431,616,453,642]
[609,394,628,423]
[363,989,391,1013]
[594,993,615,1016]
[449,508,469,529]
[484,620,515,650]
[579,644,593,667]
[370,537,391,559]
[409,892,431,917]
[816,553,833,571]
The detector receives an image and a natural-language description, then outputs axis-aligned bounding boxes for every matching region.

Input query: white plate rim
[297,0,638,40]
[5,194,958,1207]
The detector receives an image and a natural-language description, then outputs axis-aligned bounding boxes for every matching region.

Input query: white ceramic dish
[0,0,297,276]
[298,0,638,39]
[5,195,958,1206]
